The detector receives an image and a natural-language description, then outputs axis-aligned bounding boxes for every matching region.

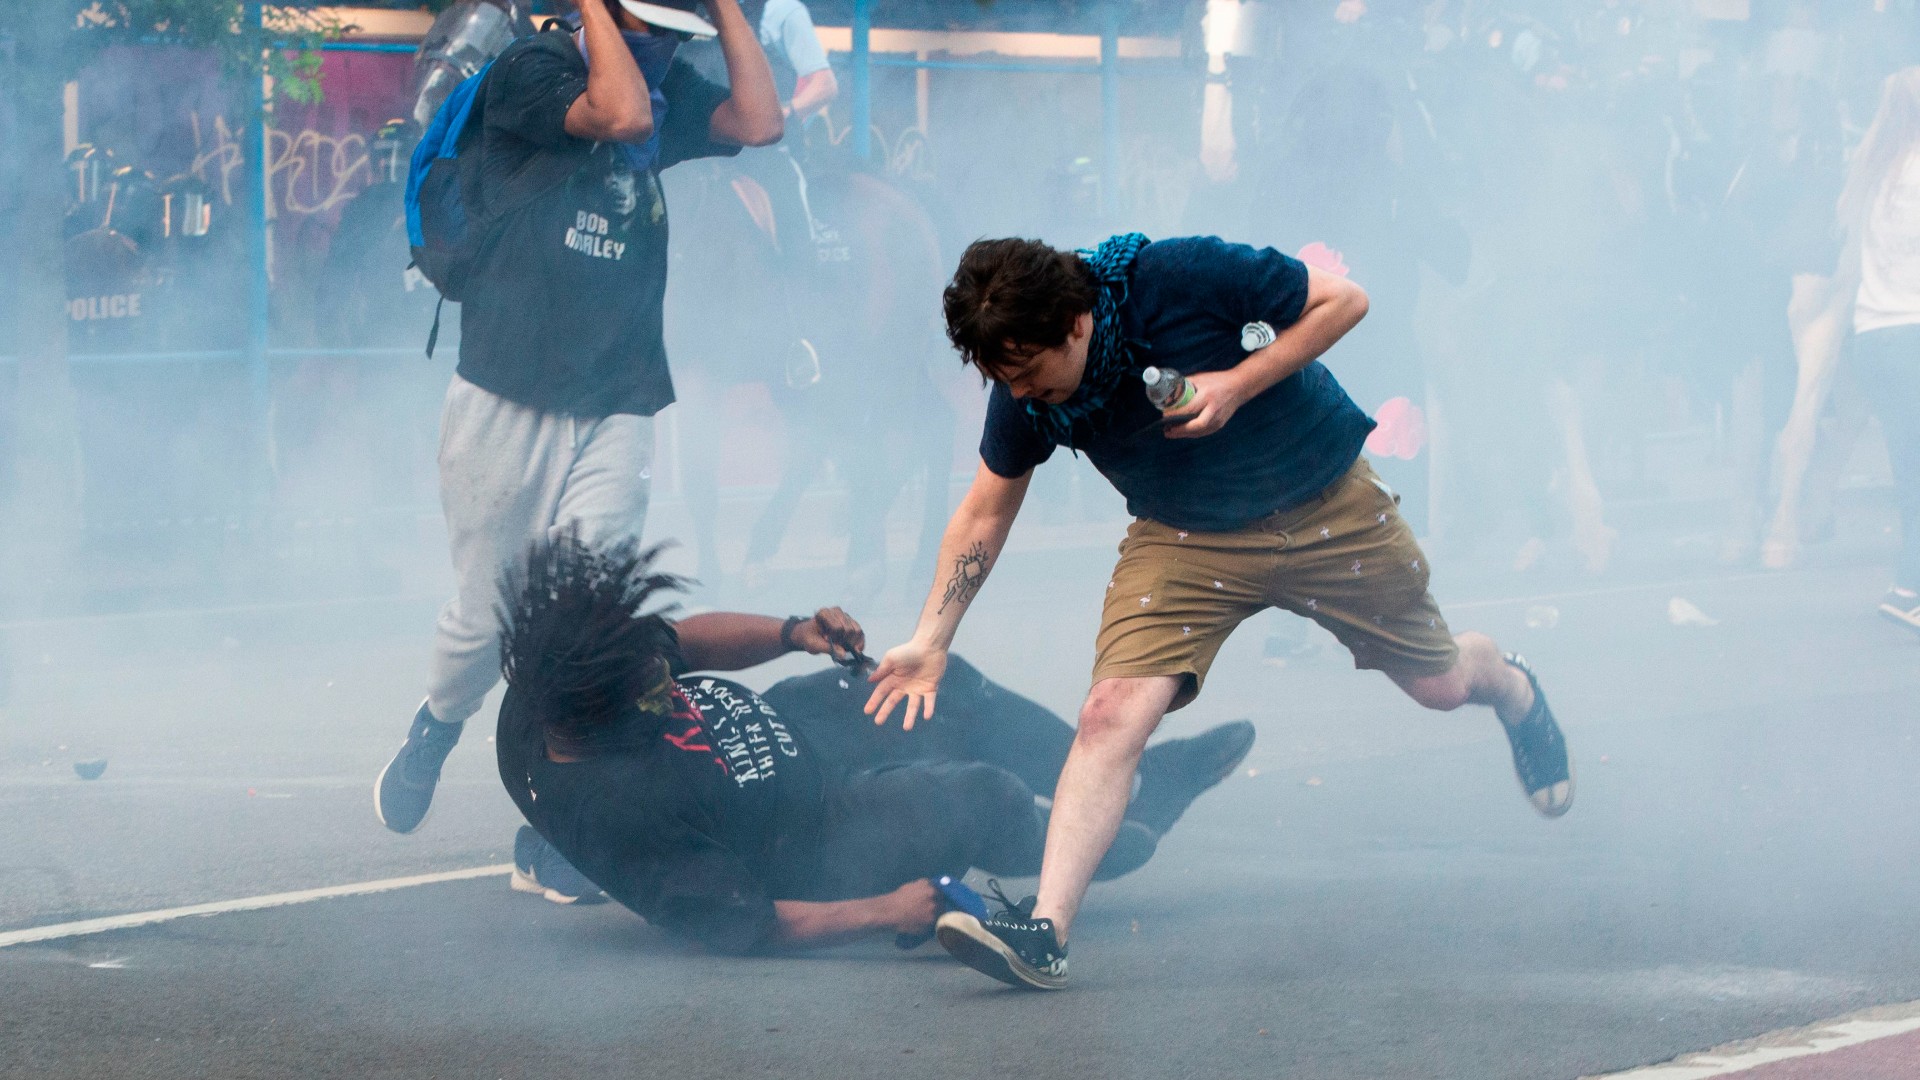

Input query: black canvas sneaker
[936,884,1068,990]
[1501,654,1574,818]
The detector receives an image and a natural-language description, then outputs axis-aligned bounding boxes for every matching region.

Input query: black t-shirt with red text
[496,674,823,954]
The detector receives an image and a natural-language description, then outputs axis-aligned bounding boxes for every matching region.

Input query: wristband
[779,614,807,653]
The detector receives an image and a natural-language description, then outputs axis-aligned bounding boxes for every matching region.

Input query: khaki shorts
[1093,458,1458,710]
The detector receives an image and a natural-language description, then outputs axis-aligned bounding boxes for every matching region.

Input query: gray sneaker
[374,701,462,834]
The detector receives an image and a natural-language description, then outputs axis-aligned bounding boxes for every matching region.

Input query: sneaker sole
[1207,721,1258,785]
[1092,820,1159,882]
[1521,760,1576,819]
[935,913,1066,991]
[372,750,434,836]
[509,868,602,906]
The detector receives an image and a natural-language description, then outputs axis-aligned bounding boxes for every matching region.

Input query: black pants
[763,655,1074,793]
[1854,327,1920,590]
[760,656,1067,900]
[762,656,1191,902]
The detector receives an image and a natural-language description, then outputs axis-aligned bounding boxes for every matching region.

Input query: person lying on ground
[495,532,1254,952]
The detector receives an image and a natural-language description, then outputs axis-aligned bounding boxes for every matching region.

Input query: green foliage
[2,1,346,101]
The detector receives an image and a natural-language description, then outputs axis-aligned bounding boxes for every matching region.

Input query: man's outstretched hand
[864,642,947,730]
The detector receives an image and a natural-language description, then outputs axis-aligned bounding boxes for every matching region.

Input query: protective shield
[408,0,537,128]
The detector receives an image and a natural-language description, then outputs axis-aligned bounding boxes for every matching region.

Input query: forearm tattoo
[937,543,991,614]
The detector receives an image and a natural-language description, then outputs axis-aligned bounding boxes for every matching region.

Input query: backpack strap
[426,294,445,359]
[405,59,495,251]
[459,30,595,232]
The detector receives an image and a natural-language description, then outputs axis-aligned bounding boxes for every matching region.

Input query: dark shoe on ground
[1878,588,1920,637]
[936,884,1068,990]
[1500,654,1574,818]
[1023,812,1157,882]
[511,826,609,905]
[374,701,463,834]
[1127,720,1257,835]
[1092,819,1159,882]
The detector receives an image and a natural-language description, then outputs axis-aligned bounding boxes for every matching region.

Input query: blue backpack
[405,59,495,308]
[404,32,581,354]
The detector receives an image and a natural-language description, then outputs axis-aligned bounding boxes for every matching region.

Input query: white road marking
[0,864,512,950]
[1582,1000,1920,1079]
[0,776,502,794]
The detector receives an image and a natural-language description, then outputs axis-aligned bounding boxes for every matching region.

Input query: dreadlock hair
[497,528,686,748]
[942,237,1099,381]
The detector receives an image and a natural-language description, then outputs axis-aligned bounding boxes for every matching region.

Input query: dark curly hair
[497,528,686,748]
[942,237,1099,380]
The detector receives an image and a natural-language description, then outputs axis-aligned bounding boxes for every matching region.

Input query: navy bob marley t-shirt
[978,236,1376,532]
[456,30,741,418]
[496,675,823,954]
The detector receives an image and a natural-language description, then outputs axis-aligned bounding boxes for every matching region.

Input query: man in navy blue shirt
[865,234,1574,991]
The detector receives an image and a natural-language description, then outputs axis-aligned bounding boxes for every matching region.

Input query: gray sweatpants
[426,374,655,725]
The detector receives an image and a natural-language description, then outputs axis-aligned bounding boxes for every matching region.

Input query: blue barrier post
[1101,3,1121,219]
[245,2,273,502]
[852,0,872,162]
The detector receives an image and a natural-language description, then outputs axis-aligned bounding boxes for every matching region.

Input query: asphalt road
[2,523,1917,1079]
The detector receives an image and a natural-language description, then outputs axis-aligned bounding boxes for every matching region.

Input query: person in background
[686,0,840,273]
[1837,67,1920,636]
[1248,67,1468,538]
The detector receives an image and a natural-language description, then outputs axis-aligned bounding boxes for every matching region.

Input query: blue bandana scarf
[1022,232,1151,448]
[572,26,677,172]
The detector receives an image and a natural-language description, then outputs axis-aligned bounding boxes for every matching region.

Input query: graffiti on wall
[812,112,936,183]
[186,113,374,219]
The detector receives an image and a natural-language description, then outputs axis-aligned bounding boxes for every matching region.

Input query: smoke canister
[1142,366,1196,411]
[1241,320,1276,351]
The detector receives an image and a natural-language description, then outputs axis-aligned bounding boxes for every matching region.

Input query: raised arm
[779,2,837,119]
[864,461,1031,729]
[704,0,784,146]
[564,0,654,143]
[788,68,838,119]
